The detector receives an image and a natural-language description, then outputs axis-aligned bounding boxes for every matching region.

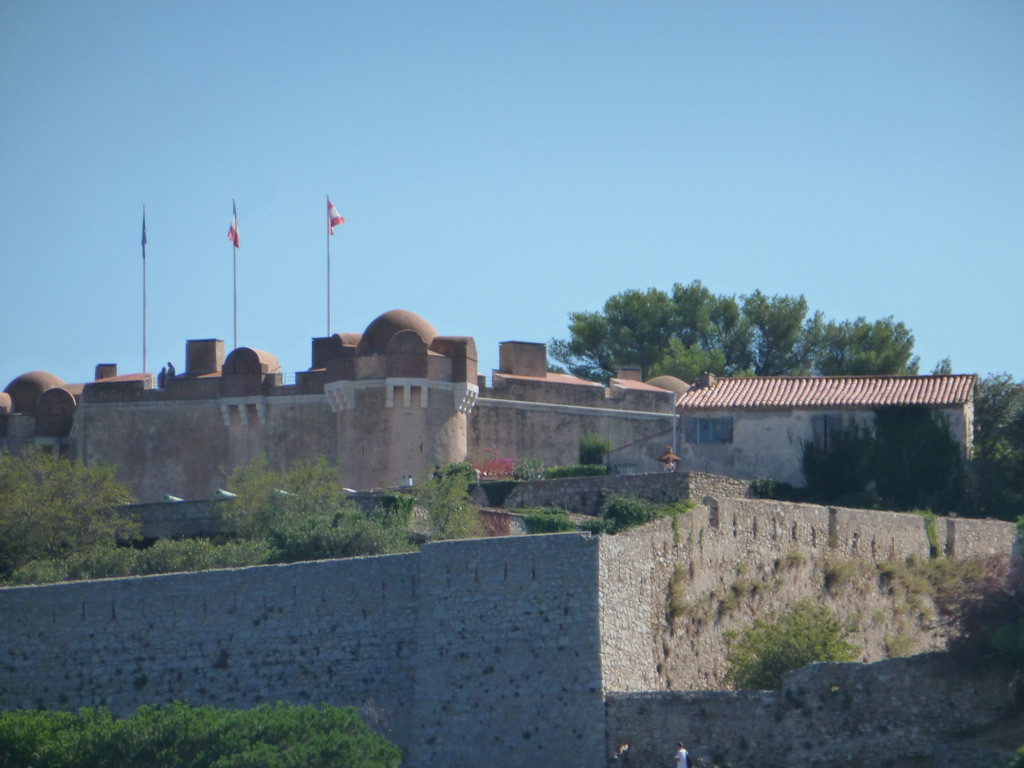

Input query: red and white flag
[228,200,240,247]
[327,198,345,235]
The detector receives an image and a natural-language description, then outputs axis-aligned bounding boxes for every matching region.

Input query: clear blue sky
[2,1,1022,391]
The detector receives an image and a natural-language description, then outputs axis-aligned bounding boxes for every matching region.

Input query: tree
[970,373,1024,521]
[741,290,813,375]
[813,316,919,376]
[225,456,413,559]
[550,288,674,381]
[551,281,921,383]
[415,463,482,540]
[0,450,136,578]
[724,600,859,690]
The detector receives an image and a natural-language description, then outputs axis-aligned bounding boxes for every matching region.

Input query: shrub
[416,468,482,541]
[602,495,658,533]
[520,510,577,534]
[0,702,401,768]
[371,493,414,528]
[724,599,859,690]
[545,464,609,479]
[578,431,611,465]
[511,456,546,480]
[0,450,136,578]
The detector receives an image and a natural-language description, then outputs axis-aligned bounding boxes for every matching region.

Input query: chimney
[186,339,225,376]
[617,366,642,382]
[694,372,717,389]
[498,341,547,377]
[94,364,117,380]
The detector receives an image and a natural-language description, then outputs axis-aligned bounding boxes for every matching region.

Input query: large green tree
[225,456,414,559]
[551,281,922,382]
[0,450,135,578]
[971,373,1024,521]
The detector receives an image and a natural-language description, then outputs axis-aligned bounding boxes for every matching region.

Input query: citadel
[1,310,1019,767]
[1,308,976,500]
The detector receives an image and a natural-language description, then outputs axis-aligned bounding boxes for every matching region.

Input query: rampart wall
[606,654,1019,768]
[0,535,606,768]
[0,497,1017,768]
[596,498,1016,692]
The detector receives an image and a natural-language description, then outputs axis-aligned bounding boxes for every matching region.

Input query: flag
[328,198,345,235]
[141,209,147,252]
[228,200,240,247]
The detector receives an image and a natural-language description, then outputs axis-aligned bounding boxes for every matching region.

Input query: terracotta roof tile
[676,374,976,411]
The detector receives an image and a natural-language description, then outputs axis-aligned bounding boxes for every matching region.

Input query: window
[684,416,734,445]
[811,413,844,452]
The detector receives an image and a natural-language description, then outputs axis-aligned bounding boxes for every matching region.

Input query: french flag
[228,200,240,247]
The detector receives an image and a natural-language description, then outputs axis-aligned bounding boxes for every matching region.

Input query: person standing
[675,741,690,768]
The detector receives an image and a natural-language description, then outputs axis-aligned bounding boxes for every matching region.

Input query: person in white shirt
[675,741,690,768]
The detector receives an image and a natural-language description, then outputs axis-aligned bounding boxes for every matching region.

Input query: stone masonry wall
[0,534,606,768]
[0,496,1016,768]
[469,471,751,515]
[606,654,1019,768]
[595,498,1016,692]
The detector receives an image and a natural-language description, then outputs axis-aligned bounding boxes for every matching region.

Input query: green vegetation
[3,454,415,586]
[0,702,401,768]
[0,449,136,579]
[549,281,918,382]
[600,496,693,535]
[972,373,1024,522]
[578,431,611,466]
[544,464,609,479]
[511,456,546,480]
[519,508,578,534]
[416,463,482,541]
[800,407,966,513]
[724,600,859,690]
[224,457,413,561]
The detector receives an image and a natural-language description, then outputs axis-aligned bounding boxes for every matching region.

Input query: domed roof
[4,371,65,412]
[357,310,438,354]
[645,375,690,396]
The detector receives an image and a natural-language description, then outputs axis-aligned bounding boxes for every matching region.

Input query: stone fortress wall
[1,492,1018,767]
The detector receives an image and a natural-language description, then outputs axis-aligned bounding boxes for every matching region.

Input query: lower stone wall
[0,534,606,768]
[606,654,1020,768]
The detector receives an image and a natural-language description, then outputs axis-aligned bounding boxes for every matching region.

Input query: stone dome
[357,310,438,354]
[4,370,66,412]
[645,375,690,396]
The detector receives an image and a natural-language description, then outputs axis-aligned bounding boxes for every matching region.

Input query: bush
[0,702,401,768]
[545,464,609,479]
[0,450,136,578]
[511,456,546,480]
[724,599,859,689]
[416,467,482,541]
[578,432,611,465]
[602,495,658,533]
[520,509,578,534]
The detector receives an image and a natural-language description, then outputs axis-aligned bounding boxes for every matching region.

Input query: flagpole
[326,194,331,336]
[142,205,148,373]
[232,199,238,350]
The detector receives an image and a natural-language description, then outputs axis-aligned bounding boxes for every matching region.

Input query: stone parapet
[469,471,751,514]
[606,654,1018,768]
